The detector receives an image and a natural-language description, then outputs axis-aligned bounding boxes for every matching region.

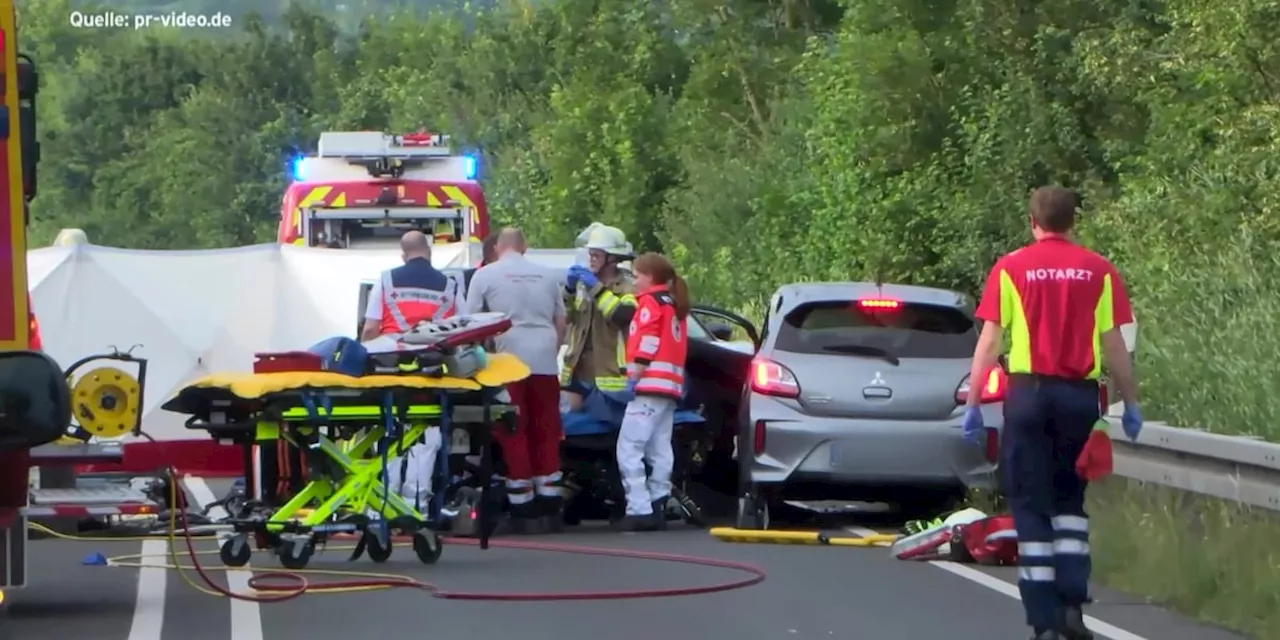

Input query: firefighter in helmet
[562,223,638,392]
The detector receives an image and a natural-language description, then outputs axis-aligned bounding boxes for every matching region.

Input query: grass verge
[1088,478,1280,639]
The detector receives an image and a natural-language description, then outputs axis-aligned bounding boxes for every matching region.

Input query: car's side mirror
[0,350,71,451]
[706,321,734,341]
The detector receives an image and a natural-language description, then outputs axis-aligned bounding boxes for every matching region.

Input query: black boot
[537,496,566,534]
[509,500,544,535]
[611,513,660,532]
[651,497,670,530]
[1031,631,1066,640]
[1062,606,1094,640]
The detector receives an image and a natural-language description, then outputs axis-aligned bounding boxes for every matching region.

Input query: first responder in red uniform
[966,187,1143,640]
[361,230,465,341]
[614,253,690,532]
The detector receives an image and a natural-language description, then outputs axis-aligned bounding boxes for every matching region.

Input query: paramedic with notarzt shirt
[361,230,465,341]
[965,187,1143,640]
[462,228,567,533]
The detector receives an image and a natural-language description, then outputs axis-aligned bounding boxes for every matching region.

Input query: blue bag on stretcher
[307,336,370,377]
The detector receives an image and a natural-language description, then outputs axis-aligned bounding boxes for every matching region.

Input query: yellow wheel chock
[709,527,898,547]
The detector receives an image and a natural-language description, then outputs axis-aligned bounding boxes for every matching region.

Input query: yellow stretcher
[163,353,530,569]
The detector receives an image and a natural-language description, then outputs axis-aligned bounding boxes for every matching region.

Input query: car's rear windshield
[774,300,977,358]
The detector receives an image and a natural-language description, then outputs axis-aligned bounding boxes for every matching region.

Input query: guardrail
[1102,410,1280,511]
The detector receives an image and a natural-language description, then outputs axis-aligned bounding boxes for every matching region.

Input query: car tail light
[984,426,999,463]
[856,299,901,311]
[955,366,1007,404]
[753,420,767,456]
[750,358,800,398]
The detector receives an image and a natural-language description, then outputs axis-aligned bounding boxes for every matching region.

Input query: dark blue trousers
[1002,375,1100,632]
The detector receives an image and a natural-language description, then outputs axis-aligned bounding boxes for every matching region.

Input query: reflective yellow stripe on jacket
[596,289,636,317]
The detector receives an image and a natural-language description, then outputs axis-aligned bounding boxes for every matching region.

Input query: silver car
[736,282,1005,529]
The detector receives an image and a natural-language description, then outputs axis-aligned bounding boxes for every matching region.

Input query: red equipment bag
[953,515,1019,565]
[1075,421,1114,481]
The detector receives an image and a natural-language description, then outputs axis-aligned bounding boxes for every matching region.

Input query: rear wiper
[820,344,901,366]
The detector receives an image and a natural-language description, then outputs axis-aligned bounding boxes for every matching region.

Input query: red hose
[171,472,766,603]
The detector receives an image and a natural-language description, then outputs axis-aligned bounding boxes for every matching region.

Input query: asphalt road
[0,517,1246,640]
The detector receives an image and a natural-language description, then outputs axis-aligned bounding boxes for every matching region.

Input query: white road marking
[185,475,263,640]
[930,562,1150,640]
[127,539,168,640]
[845,527,1150,640]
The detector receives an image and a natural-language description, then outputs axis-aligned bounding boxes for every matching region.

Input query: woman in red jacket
[614,253,691,532]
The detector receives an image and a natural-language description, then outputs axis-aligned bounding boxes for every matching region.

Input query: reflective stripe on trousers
[534,471,563,498]
[505,478,534,505]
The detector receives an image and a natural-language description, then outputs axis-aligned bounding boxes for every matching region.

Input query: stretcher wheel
[412,530,442,564]
[219,536,252,567]
[279,538,315,570]
[365,531,393,563]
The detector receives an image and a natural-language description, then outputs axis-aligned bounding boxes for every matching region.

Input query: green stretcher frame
[265,419,433,532]
[252,397,510,533]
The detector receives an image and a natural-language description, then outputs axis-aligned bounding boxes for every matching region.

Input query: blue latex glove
[1121,402,1143,442]
[565,265,583,289]
[571,264,600,289]
[961,406,984,446]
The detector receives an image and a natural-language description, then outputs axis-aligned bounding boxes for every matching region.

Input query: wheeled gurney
[164,352,529,570]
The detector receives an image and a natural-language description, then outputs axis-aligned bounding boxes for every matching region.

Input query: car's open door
[685,305,759,475]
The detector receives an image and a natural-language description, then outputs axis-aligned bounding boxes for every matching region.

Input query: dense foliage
[19,0,1280,438]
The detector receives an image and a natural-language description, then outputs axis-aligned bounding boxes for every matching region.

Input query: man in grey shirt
[462,228,567,532]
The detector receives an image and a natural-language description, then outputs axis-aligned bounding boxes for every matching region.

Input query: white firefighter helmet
[575,223,633,258]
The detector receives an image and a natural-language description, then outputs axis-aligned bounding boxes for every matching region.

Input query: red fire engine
[0,0,41,602]
[0,5,157,605]
[277,131,490,255]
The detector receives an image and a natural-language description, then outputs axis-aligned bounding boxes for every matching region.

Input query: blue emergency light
[463,155,478,180]
[289,156,306,181]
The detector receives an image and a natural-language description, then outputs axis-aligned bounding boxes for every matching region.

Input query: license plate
[449,429,471,453]
[829,442,849,467]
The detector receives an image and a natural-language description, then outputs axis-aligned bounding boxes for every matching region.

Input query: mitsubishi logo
[869,371,886,386]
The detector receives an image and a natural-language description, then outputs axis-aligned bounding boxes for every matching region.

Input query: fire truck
[277,131,490,260]
[0,0,45,604]
[0,2,160,606]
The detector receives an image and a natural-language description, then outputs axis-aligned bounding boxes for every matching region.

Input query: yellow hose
[25,480,420,597]
[708,527,898,546]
